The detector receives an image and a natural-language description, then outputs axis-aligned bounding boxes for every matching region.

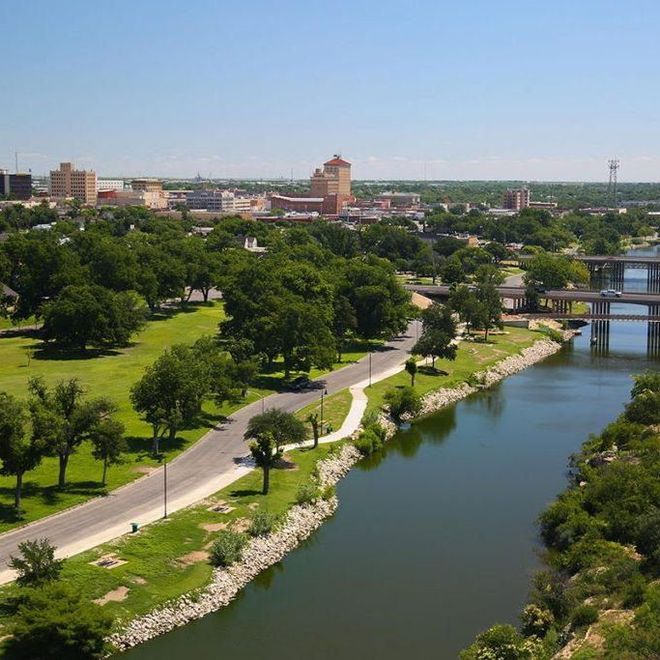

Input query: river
[126,246,658,659]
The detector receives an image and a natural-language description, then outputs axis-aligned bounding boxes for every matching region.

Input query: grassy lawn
[0,444,335,633]
[295,388,353,437]
[0,304,372,532]
[364,326,539,416]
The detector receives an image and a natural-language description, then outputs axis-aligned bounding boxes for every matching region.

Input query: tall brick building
[50,162,97,204]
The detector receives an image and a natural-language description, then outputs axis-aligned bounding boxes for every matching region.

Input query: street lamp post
[368,352,372,388]
[163,457,168,519]
[320,388,328,430]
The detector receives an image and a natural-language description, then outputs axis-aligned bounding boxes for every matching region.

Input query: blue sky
[2,0,659,180]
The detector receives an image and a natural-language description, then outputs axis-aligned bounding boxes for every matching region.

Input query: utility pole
[368,352,372,388]
[163,458,168,519]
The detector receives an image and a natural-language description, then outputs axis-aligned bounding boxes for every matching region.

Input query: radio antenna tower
[607,158,619,207]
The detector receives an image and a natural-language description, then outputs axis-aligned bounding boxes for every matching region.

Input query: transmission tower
[607,159,619,208]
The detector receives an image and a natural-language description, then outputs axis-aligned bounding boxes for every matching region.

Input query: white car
[600,289,622,297]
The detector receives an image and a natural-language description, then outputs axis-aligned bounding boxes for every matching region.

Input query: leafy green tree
[29,378,114,488]
[4,582,112,659]
[631,371,660,398]
[244,408,306,450]
[405,357,418,386]
[90,418,126,485]
[42,285,145,350]
[130,344,211,453]
[248,432,281,495]
[625,391,660,425]
[0,393,43,511]
[460,624,536,659]
[475,281,503,341]
[8,539,63,587]
[332,295,357,362]
[413,303,458,366]
[523,253,589,290]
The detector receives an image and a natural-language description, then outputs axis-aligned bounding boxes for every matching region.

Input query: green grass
[0,445,335,627]
[364,327,539,416]
[295,388,353,437]
[0,304,372,532]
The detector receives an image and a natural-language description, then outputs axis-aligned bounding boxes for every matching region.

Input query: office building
[97,189,167,209]
[186,189,255,214]
[131,178,163,192]
[503,188,530,211]
[0,169,32,200]
[50,162,97,204]
[96,179,125,192]
[310,155,352,198]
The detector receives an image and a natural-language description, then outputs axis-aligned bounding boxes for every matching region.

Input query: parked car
[289,375,311,391]
[600,289,622,297]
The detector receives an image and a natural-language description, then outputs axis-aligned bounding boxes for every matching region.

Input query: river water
[126,246,658,660]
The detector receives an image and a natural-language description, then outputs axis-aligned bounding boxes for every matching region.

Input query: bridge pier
[590,300,610,355]
[648,304,660,358]
[648,264,660,295]
[552,299,570,314]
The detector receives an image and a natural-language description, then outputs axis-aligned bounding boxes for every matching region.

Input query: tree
[244,408,306,450]
[29,378,113,488]
[42,285,145,350]
[0,393,43,512]
[249,432,281,495]
[460,624,536,660]
[412,303,458,367]
[130,344,211,454]
[523,253,589,290]
[332,295,357,362]
[631,371,660,399]
[306,412,321,449]
[405,357,418,386]
[474,281,503,341]
[8,538,63,587]
[625,391,660,426]
[4,582,112,659]
[90,418,126,485]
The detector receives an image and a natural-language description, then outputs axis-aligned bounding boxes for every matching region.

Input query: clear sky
[2,0,659,181]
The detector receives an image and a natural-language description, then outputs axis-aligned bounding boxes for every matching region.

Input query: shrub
[520,603,554,638]
[209,530,249,567]
[537,324,564,344]
[8,539,63,588]
[321,484,336,501]
[571,604,599,628]
[384,386,422,421]
[248,511,279,537]
[354,428,384,456]
[296,479,319,505]
[625,391,660,425]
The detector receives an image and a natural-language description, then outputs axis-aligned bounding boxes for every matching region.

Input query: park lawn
[0,305,372,532]
[0,444,335,630]
[364,326,539,416]
[295,388,353,437]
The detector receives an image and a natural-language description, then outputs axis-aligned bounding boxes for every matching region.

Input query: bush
[384,386,422,421]
[248,511,279,537]
[4,583,112,659]
[571,604,599,628]
[8,539,63,588]
[209,530,249,567]
[536,324,564,344]
[321,484,336,501]
[625,391,660,425]
[520,603,554,638]
[296,479,320,505]
[354,428,384,456]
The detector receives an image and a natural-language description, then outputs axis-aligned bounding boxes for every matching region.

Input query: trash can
[131,522,139,533]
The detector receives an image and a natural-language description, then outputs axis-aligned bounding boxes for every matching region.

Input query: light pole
[320,388,328,430]
[368,352,372,388]
[163,457,168,519]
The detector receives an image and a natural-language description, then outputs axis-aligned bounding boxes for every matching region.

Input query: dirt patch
[201,522,227,532]
[133,466,158,476]
[131,576,147,585]
[94,586,129,605]
[230,518,251,533]
[178,550,209,566]
[207,500,235,514]
[248,502,260,510]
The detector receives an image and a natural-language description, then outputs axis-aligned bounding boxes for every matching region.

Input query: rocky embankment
[405,338,563,421]
[110,444,361,651]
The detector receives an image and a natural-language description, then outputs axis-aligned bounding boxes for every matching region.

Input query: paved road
[0,322,417,579]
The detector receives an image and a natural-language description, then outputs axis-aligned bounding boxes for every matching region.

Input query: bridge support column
[590,300,610,355]
[648,304,660,358]
[648,264,660,295]
[612,262,625,289]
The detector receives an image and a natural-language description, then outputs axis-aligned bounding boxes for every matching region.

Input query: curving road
[0,322,417,582]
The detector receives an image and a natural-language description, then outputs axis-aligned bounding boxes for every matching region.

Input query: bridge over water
[406,284,660,355]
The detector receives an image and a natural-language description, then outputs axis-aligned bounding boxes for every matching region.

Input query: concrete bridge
[517,253,660,292]
[406,284,660,356]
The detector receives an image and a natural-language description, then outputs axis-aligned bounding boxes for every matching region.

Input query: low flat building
[97,189,167,209]
[376,192,421,208]
[96,179,125,192]
[131,178,162,192]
